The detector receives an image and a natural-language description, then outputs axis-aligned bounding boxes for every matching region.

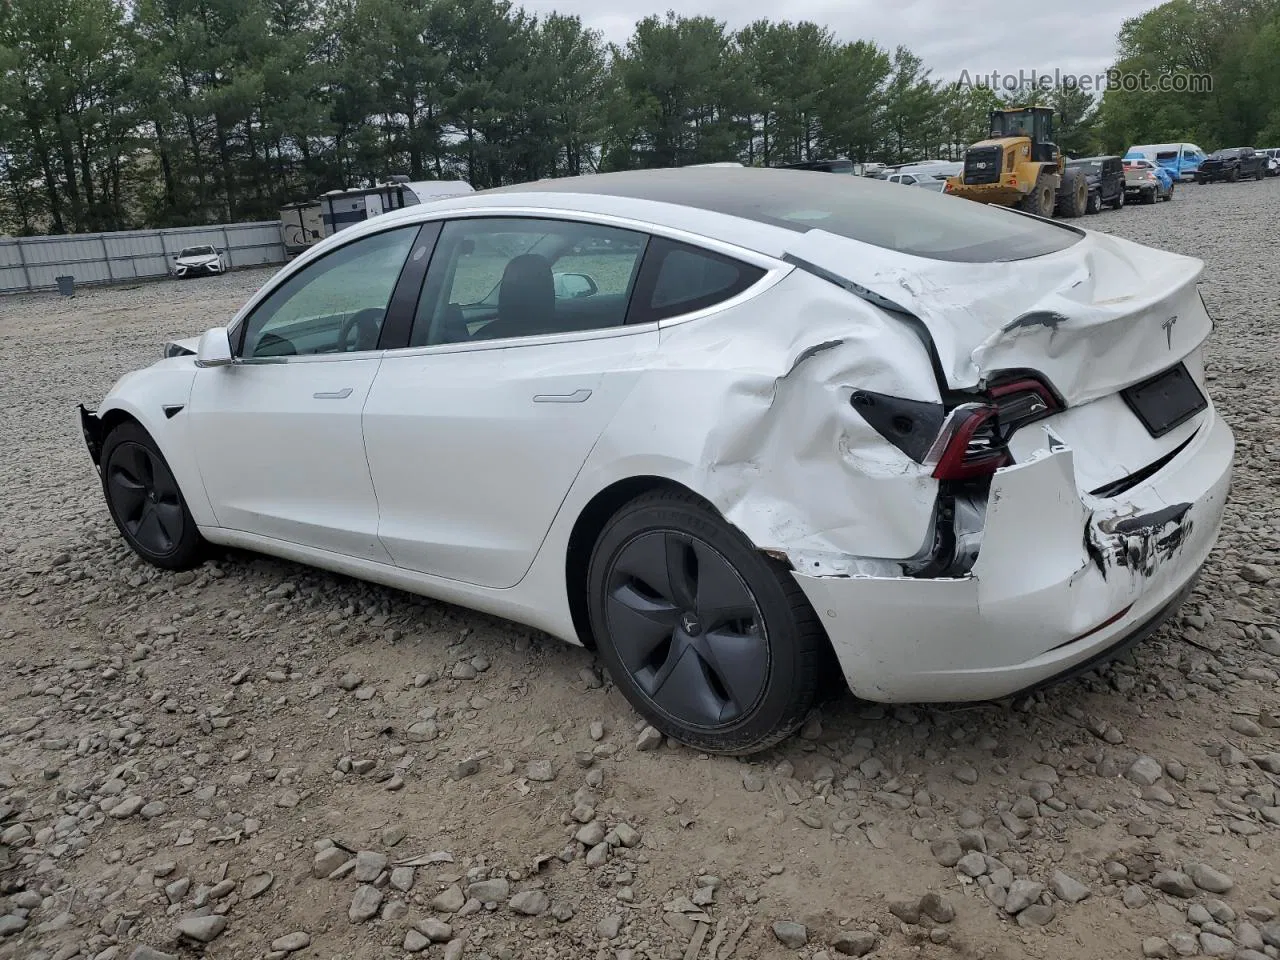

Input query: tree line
[1,0,1277,236]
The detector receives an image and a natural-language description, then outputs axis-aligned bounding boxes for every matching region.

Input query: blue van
[1124,143,1208,182]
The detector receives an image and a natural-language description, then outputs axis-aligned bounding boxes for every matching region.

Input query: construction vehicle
[944,107,1087,218]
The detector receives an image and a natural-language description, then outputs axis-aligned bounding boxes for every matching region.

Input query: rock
[1004,879,1045,915]
[592,913,624,941]
[956,851,988,877]
[742,771,766,792]
[391,867,415,892]
[636,726,663,751]
[888,899,920,924]
[466,878,511,903]
[432,885,465,913]
[452,758,480,779]
[1020,763,1059,784]
[1198,932,1235,957]
[110,796,145,819]
[354,850,387,883]
[177,915,227,943]
[1188,863,1234,894]
[270,933,310,953]
[1261,921,1280,947]
[348,884,383,922]
[772,921,808,949]
[614,822,641,847]
[403,930,430,953]
[1231,716,1264,737]
[1049,871,1091,904]
[1126,756,1164,786]
[576,822,606,846]
[443,940,464,960]
[930,838,962,867]
[314,847,347,878]
[338,672,363,691]
[1142,937,1172,959]
[953,765,979,784]
[832,930,876,956]
[585,842,610,867]
[1017,904,1055,927]
[1123,886,1149,909]
[1240,563,1274,583]
[0,916,27,937]
[919,892,955,923]
[1251,753,1280,774]
[510,889,550,916]
[128,949,177,960]
[1153,870,1197,899]
[525,759,555,782]
[416,918,453,942]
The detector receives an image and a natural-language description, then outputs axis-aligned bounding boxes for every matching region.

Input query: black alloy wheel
[101,422,204,569]
[587,489,832,754]
[603,529,768,727]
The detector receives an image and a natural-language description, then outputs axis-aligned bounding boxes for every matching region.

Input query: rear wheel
[586,490,832,754]
[1144,187,1157,204]
[1111,188,1125,209]
[1227,166,1238,182]
[1256,167,1265,181]
[100,422,205,570]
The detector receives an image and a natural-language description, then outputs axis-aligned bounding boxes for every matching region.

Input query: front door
[188,224,422,560]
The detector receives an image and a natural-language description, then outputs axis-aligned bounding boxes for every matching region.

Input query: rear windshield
[497,168,1082,263]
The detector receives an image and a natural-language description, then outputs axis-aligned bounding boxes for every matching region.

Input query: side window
[409,218,647,346]
[237,226,418,359]
[627,237,766,325]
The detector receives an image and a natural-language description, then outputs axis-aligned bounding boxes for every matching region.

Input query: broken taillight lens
[927,377,1063,480]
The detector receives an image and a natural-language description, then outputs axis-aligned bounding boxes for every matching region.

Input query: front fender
[85,363,217,527]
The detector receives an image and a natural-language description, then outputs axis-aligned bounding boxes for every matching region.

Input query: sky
[518,0,1157,86]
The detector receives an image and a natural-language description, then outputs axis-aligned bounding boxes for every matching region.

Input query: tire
[1165,183,1175,201]
[1058,169,1088,218]
[1144,187,1156,204]
[1018,172,1056,217]
[586,489,832,754]
[1227,167,1238,182]
[100,421,205,570]
[1111,188,1125,210]
[1086,190,1101,214]
[1196,175,1206,185]
[1255,167,1264,181]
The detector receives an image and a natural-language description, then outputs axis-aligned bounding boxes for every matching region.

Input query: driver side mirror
[554,272,598,299]
[195,327,234,367]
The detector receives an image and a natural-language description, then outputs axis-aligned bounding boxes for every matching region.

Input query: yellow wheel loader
[944,107,1087,218]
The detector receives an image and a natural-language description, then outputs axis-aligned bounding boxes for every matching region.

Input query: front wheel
[1086,191,1102,214]
[100,422,205,570]
[586,490,832,754]
[1112,189,1125,209]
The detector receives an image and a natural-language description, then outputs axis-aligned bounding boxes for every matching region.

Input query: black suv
[1196,147,1266,182]
[1064,155,1126,212]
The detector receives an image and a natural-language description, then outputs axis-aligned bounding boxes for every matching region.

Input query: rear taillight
[926,377,1063,481]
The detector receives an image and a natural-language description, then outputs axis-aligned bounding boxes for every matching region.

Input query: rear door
[362,215,659,588]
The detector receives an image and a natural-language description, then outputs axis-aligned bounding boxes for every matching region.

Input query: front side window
[410,218,648,346]
[238,226,418,358]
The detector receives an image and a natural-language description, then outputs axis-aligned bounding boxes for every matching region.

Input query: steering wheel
[336,308,384,353]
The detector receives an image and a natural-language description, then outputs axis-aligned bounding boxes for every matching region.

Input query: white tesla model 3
[80,168,1234,754]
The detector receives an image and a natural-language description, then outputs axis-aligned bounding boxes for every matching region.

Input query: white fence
[0,221,286,295]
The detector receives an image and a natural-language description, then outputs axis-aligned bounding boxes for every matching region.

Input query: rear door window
[627,237,765,324]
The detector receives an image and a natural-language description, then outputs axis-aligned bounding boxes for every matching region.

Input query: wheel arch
[564,475,703,649]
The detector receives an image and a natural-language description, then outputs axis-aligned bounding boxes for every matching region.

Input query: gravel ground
[1,179,1278,960]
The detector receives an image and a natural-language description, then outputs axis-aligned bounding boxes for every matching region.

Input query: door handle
[313,388,353,399]
[533,389,592,403]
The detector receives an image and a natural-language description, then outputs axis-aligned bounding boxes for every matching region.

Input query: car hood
[782,226,1210,407]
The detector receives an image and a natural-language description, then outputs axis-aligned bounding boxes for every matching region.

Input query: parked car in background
[1261,148,1280,176]
[778,158,855,174]
[78,167,1233,753]
[1124,159,1174,203]
[1196,147,1266,182]
[171,245,229,278]
[1065,156,1126,212]
[914,177,949,192]
[1125,142,1207,181]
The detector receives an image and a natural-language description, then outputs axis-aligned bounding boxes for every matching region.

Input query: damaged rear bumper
[793,405,1233,702]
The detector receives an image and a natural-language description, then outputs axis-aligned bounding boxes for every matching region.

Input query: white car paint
[172,246,229,277]
[86,169,1234,704]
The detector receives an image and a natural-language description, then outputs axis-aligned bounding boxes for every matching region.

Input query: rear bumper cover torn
[793,407,1233,702]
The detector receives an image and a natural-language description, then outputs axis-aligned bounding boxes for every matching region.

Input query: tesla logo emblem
[680,613,703,636]
[1162,315,1178,348]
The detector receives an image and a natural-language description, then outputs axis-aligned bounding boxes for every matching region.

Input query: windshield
[179,245,215,257]
[1069,161,1102,173]
[1210,149,1241,159]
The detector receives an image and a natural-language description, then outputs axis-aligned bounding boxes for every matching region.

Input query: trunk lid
[781,226,1211,408]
